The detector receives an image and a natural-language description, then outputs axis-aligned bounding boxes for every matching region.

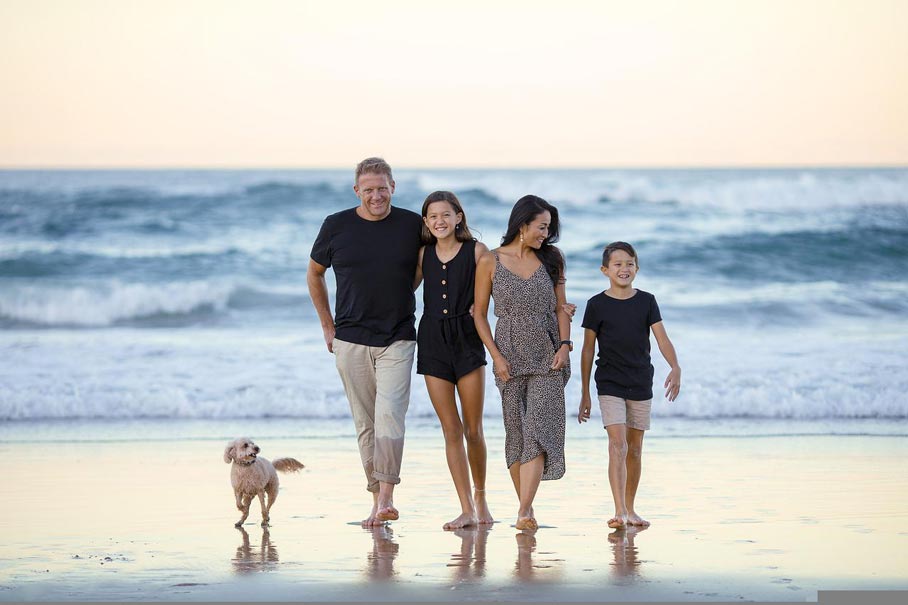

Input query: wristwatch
[559,339,573,351]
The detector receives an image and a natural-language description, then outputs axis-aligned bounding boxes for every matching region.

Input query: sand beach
[1,417,905,602]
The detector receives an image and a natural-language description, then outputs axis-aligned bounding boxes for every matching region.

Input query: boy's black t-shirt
[310,206,423,347]
[581,290,662,400]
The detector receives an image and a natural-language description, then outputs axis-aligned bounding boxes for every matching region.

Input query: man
[307,157,423,527]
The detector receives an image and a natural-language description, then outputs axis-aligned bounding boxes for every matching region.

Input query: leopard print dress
[492,251,568,480]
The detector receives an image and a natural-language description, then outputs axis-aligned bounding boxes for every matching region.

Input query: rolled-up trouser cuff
[371,471,401,485]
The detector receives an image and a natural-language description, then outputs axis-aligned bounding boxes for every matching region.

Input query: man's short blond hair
[355,157,393,184]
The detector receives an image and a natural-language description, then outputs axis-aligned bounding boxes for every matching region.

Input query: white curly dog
[224,437,304,527]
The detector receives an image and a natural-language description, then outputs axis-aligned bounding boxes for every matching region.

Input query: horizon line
[2,162,907,171]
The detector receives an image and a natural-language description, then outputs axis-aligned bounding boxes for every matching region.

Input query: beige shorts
[598,395,652,431]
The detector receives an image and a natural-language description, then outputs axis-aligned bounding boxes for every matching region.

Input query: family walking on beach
[307,158,681,532]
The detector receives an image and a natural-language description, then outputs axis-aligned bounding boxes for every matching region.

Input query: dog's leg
[235,494,252,527]
[264,482,279,525]
[258,490,269,526]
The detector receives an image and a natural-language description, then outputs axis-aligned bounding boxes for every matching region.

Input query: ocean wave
[562,211,908,284]
[410,168,908,211]
[0,281,308,327]
[0,224,311,263]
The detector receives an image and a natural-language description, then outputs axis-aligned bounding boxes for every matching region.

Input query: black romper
[417,239,487,383]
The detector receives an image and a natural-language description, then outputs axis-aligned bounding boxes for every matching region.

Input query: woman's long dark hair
[501,195,564,286]
[420,191,475,244]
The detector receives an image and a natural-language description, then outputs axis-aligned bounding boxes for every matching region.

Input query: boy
[578,241,681,529]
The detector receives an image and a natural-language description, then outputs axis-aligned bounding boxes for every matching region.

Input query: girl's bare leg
[426,375,477,529]
[457,367,493,524]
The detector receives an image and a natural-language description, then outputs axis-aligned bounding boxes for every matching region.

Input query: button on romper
[417,239,487,383]
[491,252,568,480]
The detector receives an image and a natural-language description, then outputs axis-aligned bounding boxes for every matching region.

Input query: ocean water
[1,168,907,431]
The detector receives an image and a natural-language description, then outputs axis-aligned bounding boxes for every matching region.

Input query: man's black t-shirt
[581,290,662,400]
[310,206,423,347]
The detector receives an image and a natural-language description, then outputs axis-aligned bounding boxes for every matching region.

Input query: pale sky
[1,0,906,167]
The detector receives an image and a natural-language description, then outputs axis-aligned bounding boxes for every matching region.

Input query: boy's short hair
[355,157,393,184]
[602,241,639,267]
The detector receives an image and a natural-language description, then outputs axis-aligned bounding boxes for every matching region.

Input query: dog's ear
[224,444,235,463]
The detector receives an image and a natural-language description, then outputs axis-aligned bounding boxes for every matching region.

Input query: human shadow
[447,526,490,582]
[364,524,399,581]
[232,526,279,574]
[608,525,647,580]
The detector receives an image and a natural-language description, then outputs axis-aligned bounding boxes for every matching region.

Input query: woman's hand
[493,353,512,383]
[551,344,570,371]
[562,302,577,321]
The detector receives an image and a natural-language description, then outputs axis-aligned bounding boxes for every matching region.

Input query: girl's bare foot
[443,511,478,530]
[626,512,649,526]
[474,488,494,524]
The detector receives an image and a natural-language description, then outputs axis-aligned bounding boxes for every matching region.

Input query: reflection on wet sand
[609,525,647,580]
[364,525,399,581]
[232,527,279,574]
[447,527,489,582]
[513,530,565,582]
[514,531,537,581]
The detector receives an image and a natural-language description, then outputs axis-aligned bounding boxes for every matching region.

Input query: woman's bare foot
[474,488,494,524]
[607,515,627,529]
[443,511,477,530]
[515,517,538,531]
[626,512,649,526]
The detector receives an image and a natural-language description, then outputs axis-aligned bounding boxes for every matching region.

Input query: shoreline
[1,421,906,601]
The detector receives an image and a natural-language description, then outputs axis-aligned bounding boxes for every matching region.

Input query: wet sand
[1,419,906,601]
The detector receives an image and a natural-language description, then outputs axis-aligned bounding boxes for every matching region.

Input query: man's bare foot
[626,512,650,526]
[515,516,538,531]
[376,503,399,521]
[362,502,385,527]
[607,515,627,529]
[474,488,494,524]
[443,512,477,530]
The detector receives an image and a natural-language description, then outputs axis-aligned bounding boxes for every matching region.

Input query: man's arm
[307,258,335,353]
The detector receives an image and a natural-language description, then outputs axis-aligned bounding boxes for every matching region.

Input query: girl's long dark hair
[420,191,475,245]
[501,194,564,286]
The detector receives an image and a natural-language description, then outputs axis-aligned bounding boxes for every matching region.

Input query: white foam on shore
[2,322,906,422]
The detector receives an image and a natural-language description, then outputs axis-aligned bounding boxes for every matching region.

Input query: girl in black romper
[416,191,493,529]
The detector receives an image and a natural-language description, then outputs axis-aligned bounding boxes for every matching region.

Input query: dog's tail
[272,458,305,473]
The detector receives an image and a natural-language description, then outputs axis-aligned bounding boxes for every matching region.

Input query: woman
[473,194,571,531]
[416,191,494,529]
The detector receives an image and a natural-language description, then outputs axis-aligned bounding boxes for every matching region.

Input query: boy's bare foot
[443,512,477,530]
[607,516,626,529]
[626,512,649,526]
[474,488,494,524]
[376,503,399,521]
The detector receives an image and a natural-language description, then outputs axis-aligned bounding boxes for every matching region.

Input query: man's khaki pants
[333,338,415,492]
